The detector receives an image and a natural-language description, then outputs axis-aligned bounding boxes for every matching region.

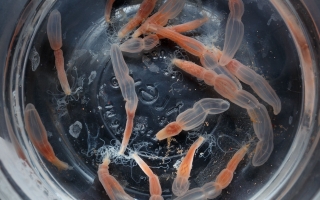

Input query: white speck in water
[69,121,83,138]
[148,63,159,73]
[247,0,269,10]
[29,46,40,71]
[88,71,97,85]
[89,50,99,65]
[118,8,127,21]
[47,131,53,138]
[67,49,87,67]
[173,158,183,169]
[289,116,293,125]
[267,13,280,26]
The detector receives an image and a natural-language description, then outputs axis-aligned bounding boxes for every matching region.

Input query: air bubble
[110,76,119,88]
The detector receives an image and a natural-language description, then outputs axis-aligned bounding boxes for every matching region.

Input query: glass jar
[0,0,319,199]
